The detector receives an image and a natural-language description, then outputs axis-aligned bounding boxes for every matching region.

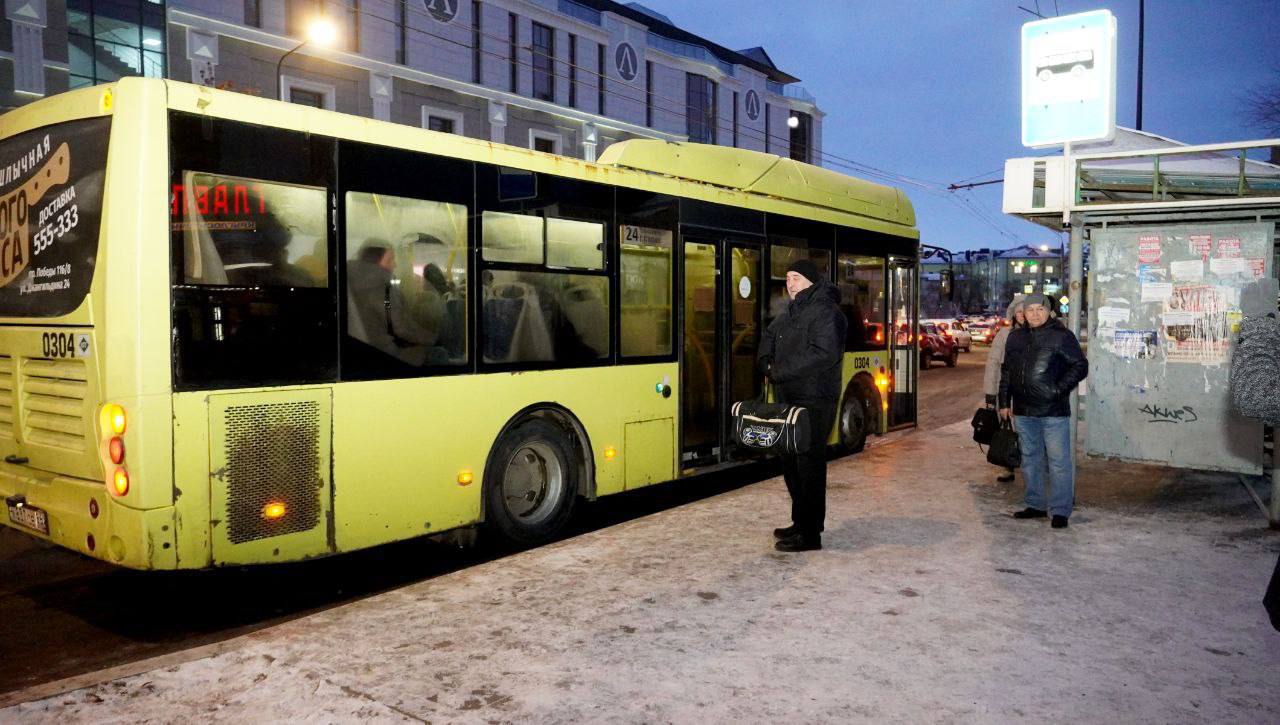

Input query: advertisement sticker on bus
[0,117,110,317]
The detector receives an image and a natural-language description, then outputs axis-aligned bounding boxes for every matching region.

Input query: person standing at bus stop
[758,258,848,552]
[983,296,1026,483]
[998,293,1088,529]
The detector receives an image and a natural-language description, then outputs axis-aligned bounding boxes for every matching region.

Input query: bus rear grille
[21,357,89,451]
[223,401,321,544]
[0,356,13,439]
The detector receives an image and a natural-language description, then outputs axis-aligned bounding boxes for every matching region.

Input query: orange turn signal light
[108,436,125,464]
[102,403,126,435]
[111,468,129,496]
[875,376,889,388]
[457,469,474,485]
[604,446,617,461]
[262,502,287,520]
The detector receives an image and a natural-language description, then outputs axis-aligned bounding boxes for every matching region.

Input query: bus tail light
[102,403,126,435]
[108,437,125,464]
[111,468,129,497]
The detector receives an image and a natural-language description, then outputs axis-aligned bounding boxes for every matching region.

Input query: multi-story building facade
[0,0,823,163]
[922,244,1067,315]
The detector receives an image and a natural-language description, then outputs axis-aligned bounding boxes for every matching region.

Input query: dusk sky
[640,0,1280,253]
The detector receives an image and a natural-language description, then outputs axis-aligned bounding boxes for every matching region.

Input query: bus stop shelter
[1004,129,1280,525]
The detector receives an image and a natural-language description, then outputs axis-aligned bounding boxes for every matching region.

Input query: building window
[685,73,716,144]
[396,0,408,64]
[530,130,561,155]
[68,0,167,90]
[789,111,812,163]
[532,22,554,102]
[645,61,654,127]
[347,0,361,53]
[732,91,739,147]
[422,106,464,135]
[764,102,771,153]
[597,42,606,115]
[568,34,577,108]
[290,88,325,108]
[471,1,482,83]
[281,76,336,109]
[508,13,519,93]
[245,0,261,27]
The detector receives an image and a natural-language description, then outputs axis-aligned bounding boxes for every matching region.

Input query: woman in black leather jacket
[998,293,1088,528]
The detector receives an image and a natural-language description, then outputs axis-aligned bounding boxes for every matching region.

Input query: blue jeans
[1013,415,1074,518]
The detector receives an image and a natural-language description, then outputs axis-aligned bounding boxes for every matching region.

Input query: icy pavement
[3,420,1277,723]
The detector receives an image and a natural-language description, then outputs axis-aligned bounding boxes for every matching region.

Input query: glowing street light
[276,16,338,101]
[786,115,800,129]
[1039,244,1050,252]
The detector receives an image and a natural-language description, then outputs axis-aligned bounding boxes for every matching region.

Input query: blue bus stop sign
[1021,10,1117,148]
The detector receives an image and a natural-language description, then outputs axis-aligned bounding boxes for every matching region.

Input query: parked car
[924,319,972,352]
[918,322,959,369]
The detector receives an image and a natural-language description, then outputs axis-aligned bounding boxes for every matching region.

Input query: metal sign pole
[1063,142,1085,458]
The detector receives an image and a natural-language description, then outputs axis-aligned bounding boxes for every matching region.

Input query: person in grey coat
[1230,278,1280,426]
[983,296,1025,482]
[1229,277,1280,632]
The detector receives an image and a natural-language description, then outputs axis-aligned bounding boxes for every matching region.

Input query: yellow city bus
[0,78,919,569]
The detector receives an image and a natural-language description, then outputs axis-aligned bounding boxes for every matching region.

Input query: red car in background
[897,322,958,369]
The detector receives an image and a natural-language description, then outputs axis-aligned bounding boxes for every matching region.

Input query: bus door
[887,259,918,429]
[680,236,763,467]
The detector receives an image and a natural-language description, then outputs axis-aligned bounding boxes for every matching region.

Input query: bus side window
[343,191,470,370]
[480,211,610,365]
[837,254,886,352]
[177,172,327,288]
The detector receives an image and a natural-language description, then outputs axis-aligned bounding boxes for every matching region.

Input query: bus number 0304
[42,331,79,359]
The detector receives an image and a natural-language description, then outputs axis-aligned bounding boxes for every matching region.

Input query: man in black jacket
[757,258,847,552]
[998,293,1088,528]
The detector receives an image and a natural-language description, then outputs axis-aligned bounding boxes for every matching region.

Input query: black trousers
[781,402,836,538]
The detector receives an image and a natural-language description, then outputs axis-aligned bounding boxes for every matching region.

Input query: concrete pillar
[5,0,47,96]
[581,122,598,162]
[186,28,219,86]
[488,100,507,144]
[370,71,392,121]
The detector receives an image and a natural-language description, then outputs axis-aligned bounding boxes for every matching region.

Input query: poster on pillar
[1086,222,1274,475]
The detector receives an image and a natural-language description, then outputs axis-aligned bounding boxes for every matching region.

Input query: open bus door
[680,235,763,468]
[888,259,918,429]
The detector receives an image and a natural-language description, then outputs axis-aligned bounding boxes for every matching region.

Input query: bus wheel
[484,419,579,545]
[838,379,878,454]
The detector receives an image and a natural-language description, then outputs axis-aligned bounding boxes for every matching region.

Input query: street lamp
[276,16,338,102]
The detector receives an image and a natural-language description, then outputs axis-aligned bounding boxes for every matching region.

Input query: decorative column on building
[488,100,507,144]
[5,0,47,96]
[581,122,598,162]
[186,28,219,86]
[369,71,392,121]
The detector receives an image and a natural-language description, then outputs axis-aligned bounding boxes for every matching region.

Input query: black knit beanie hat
[786,258,821,284]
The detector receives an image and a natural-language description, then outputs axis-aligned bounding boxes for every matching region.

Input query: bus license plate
[7,502,49,535]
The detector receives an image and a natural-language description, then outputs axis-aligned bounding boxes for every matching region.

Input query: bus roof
[596,140,915,229]
[2,78,918,240]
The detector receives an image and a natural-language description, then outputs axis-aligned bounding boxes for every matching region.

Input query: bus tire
[838,378,878,455]
[484,419,579,545]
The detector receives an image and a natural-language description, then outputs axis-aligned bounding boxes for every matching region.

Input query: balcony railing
[647,33,734,76]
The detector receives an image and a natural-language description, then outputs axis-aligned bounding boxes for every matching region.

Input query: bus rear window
[175,172,327,287]
[0,117,110,317]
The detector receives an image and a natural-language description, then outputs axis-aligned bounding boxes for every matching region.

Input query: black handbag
[971,407,999,445]
[732,388,810,456]
[985,420,1022,468]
